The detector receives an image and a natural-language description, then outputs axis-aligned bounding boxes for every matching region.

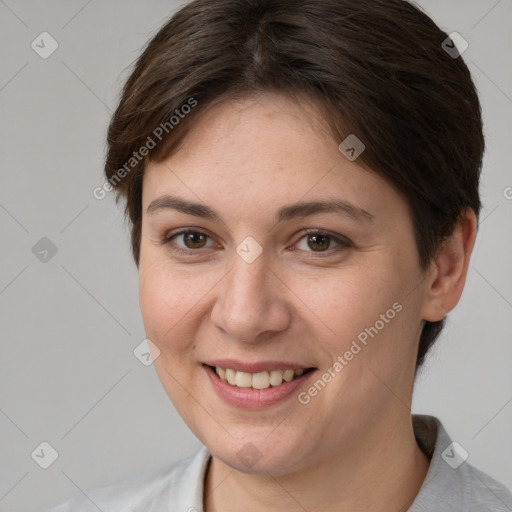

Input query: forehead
[142,93,408,227]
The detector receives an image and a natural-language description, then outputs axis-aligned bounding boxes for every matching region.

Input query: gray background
[0,1,511,510]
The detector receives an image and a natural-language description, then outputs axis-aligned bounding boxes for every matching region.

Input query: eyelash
[160,228,352,257]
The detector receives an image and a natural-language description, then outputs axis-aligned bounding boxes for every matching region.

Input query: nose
[210,249,291,344]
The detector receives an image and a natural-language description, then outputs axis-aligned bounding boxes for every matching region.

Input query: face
[138,92,432,476]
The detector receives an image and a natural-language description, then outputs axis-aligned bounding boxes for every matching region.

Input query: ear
[421,208,477,322]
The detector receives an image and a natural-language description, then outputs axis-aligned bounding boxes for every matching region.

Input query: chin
[206,431,309,476]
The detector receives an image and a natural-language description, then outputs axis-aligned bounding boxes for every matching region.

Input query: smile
[208,365,314,389]
[203,363,318,409]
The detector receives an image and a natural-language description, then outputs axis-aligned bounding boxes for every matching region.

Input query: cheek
[138,259,206,354]
[296,265,398,337]
[138,262,206,410]
[296,259,420,369]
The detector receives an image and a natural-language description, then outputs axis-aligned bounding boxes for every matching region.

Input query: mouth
[204,364,317,390]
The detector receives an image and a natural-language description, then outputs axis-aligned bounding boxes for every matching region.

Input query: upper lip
[204,359,316,373]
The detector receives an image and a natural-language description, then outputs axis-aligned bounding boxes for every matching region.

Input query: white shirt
[48,415,512,511]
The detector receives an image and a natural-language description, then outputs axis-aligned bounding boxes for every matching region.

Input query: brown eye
[295,230,351,255]
[161,229,214,254]
[306,234,331,251]
[182,231,208,249]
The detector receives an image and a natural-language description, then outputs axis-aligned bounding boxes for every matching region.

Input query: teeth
[269,370,284,387]
[225,368,236,386]
[235,371,252,388]
[283,369,295,382]
[213,366,308,389]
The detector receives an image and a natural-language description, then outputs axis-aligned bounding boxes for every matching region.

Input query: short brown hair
[104,0,484,370]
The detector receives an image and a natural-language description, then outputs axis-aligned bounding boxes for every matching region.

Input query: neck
[203,412,430,512]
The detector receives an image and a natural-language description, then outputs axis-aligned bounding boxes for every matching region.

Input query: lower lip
[203,365,316,409]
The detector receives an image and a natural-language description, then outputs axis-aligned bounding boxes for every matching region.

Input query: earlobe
[421,208,477,322]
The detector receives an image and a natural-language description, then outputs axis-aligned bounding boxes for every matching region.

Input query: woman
[50,0,512,510]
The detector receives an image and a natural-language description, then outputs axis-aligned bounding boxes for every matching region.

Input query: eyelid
[300,228,351,245]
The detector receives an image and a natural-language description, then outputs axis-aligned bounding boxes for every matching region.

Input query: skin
[138,91,477,511]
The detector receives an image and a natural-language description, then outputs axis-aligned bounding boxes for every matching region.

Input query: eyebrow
[146,194,374,223]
